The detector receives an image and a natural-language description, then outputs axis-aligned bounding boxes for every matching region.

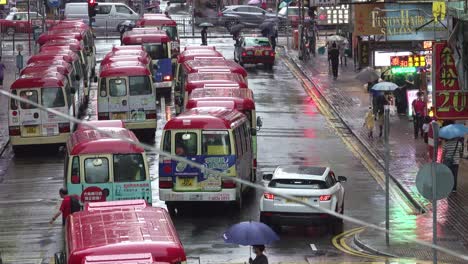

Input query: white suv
[260,166,346,233]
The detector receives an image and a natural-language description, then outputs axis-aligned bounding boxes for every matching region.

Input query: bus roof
[104,50,149,60]
[136,16,177,27]
[84,199,148,212]
[100,55,150,66]
[11,75,67,89]
[99,64,151,78]
[67,206,186,263]
[186,72,247,92]
[83,253,155,264]
[183,60,247,77]
[27,53,78,64]
[67,128,144,155]
[112,45,145,52]
[20,64,72,76]
[76,120,126,132]
[26,60,71,69]
[187,88,255,111]
[122,31,170,45]
[164,107,247,130]
[177,49,224,63]
[37,32,83,45]
[41,38,83,48]
[184,46,216,51]
[40,43,83,52]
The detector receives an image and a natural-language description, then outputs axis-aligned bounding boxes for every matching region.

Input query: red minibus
[175,72,247,114]
[75,120,126,133]
[186,88,260,177]
[84,199,147,212]
[112,45,145,52]
[54,200,186,264]
[136,15,180,60]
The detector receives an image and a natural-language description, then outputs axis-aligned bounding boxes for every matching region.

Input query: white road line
[160,97,166,122]
[310,243,317,251]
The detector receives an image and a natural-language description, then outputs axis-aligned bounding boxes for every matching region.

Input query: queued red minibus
[75,120,126,133]
[159,107,254,210]
[8,74,77,151]
[136,15,180,60]
[186,88,261,178]
[174,49,224,88]
[122,30,173,90]
[54,200,186,264]
[175,72,247,114]
[97,62,157,136]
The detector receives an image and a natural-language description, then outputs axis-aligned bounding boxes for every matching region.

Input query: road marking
[331,227,383,259]
[310,243,317,251]
[160,97,166,122]
[0,198,43,204]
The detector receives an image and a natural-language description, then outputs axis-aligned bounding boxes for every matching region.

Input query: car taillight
[9,126,20,136]
[163,75,172,81]
[159,177,173,188]
[163,164,172,174]
[98,112,109,120]
[320,195,331,201]
[145,110,157,119]
[263,192,275,200]
[71,175,80,184]
[241,52,247,57]
[59,123,70,133]
[222,179,236,188]
[270,52,276,57]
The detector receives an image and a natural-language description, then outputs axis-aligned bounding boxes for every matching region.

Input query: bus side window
[10,90,18,110]
[114,154,146,182]
[162,131,171,153]
[243,123,251,153]
[99,78,107,97]
[234,127,242,156]
[71,156,80,184]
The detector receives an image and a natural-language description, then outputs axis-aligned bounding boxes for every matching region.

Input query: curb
[353,229,398,258]
[281,46,427,214]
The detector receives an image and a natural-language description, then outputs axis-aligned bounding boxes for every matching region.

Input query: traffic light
[88,0,98,18]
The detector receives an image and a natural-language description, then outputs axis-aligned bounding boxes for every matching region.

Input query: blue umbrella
[223,221,279,246]
[439,124,468,139]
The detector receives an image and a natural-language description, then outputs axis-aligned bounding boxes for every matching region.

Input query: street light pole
[384,107,390,245]
[431,122,440,264]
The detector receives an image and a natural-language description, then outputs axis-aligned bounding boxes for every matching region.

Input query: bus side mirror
[256,116,263,128]
[262,173,273,181]
[54,252,65,264]
[70,87,76,94]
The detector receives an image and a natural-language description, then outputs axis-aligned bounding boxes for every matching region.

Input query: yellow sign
[432,1,446,21]
[0,0,7,5]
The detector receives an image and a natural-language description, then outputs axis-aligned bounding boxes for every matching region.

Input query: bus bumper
[125,121,157,130]
[10,133,69,146]
[153,81,173,89]
[159,189,237,202]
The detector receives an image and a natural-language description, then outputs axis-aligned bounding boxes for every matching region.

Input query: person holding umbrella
[249,245,268,264]
[201,26,208,46]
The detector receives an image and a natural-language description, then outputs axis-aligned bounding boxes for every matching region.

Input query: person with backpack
[50,188,81,226]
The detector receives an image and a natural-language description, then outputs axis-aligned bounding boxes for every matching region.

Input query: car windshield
[245,38,271,47]
[143,43,169,59]
[269,179,328,189]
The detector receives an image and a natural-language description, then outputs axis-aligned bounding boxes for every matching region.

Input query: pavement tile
[280,39,468,257]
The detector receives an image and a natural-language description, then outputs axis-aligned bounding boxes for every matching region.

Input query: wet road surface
[0,38,399,263]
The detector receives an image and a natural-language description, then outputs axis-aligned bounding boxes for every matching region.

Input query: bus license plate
[112,113,127,120]
[178,177,195,187]
[25,126,38,135]
[285,197,309,203]
[255,50,263,56]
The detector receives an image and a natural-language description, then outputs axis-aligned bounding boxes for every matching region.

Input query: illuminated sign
[391,67,417,74]
[390,55,426,67]
[0,0,7,5]
[423,41,433,50]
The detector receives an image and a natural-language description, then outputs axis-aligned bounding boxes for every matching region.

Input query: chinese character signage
[359,41,370,67]
[390,55,426,67]
[433,41,468,119]
[312,0,336,6]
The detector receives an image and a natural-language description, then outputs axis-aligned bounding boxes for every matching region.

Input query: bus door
[112,153,152,203]
[106,77,130,121]
[80,155,114,203]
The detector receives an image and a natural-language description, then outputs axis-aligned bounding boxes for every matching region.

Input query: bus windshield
[143,43,169,60]
[113,154,146,182]
[129,76,152,96]
[202,130,231,155]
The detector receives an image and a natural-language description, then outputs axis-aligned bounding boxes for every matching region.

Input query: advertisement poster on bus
[162,155,236,181]
[432,41,468,119]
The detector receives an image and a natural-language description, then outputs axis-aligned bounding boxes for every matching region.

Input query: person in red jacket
[49,188,80,226]
[412,91,426,139]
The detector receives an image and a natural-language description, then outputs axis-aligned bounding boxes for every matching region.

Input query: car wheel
[7,27,15,36]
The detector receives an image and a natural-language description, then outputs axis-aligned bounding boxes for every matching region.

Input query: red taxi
[54,200,186,264]
[136,15,180,59]
[234,36,275,69]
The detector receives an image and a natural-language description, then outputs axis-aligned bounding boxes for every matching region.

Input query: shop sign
[433,42,468,120]
[423,41,433,50]
[312,0,336,6]
[390,55,426,68]
[359,41,370,67]
[391,67,416,74]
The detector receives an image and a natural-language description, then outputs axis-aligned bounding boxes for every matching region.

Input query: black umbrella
[230,23,244,35]
[259,21,274,31]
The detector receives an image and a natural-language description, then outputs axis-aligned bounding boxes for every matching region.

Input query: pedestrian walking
[411,91,426,139]
[201,26,208,46]
[49,188,81,226]
[339,42,347,66]
[0,57,5,86]
[442,137,464,192]
[422,116,432,143]
[249,245,268,264]
[363,106,375,138]
[374,93,387,138]
[328,42,339,80]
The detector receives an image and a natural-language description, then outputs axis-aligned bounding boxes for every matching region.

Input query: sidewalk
[280,41,468,260]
